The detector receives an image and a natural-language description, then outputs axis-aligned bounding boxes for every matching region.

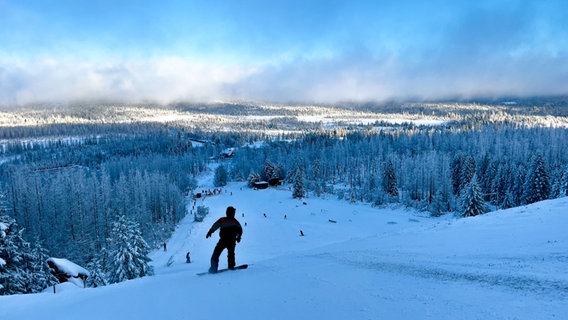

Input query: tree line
[1,116,567,295]
[1,129,214,294]
[229,123,568,216]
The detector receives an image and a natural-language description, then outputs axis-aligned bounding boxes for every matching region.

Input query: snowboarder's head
[226,206,236,218]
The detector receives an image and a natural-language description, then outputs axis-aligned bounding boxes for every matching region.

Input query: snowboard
[197,264,248,276]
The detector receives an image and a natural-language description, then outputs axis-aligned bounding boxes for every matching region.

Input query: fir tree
[451,154,476,196]
[312,159,322,197]
[292,165,305,199]
[274,164,285,180]
[213,164,228,187]
[561,165,568,197]
[0,214,29,295]
[477,154,492,200]
[106,215,153,284]
[26,237,54,293]
[261,161,275,181]
[460,155,476,190]
[247,171,261,188]
[522,154,550,205]
[450,155,463,195]
[86,254,108,288]
[509,164,527,207]
[430,189,448,217]
[460,176,487,217]
[491,163,511,207]
[501,191,515,209]
[382,160,399,199]
[549,167,564,199]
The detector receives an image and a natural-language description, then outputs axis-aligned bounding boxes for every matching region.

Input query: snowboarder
[206,206,243,273]
[186,251,191,263]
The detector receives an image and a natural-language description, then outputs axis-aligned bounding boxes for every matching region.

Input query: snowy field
[1,173,567,319]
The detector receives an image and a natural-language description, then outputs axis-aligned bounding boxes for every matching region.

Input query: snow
[297,115,447,127]
[239,114,447,127]
[41,282,83,294]
[1,176,567,319]
[47,258,90,278]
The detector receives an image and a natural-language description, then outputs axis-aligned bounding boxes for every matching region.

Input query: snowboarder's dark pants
[210,239,236,272]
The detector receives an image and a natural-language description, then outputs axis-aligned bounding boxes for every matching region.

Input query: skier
[206,206,243,273]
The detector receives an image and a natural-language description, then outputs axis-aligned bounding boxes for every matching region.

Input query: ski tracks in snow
[312,251,568,299]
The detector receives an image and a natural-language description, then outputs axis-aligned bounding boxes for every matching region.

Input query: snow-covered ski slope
[1,177,567,319]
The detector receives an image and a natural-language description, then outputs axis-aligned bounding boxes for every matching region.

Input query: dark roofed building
[47,257,90,288]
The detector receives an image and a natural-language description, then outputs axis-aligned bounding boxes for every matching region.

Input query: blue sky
[1,0,567,105]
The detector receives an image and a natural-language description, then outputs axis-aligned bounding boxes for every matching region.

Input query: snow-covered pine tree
[261,161,275,182]
[450,155,463,195]
[292,165,305,199]
[86,254,108,288]
[430,189,448,217]
[275,164,285,180]
[477,154,493,200]
[312,159,322,197]
[501,191,515,209]
[0,214,29,295]
[460,175,487,217]
[382,160,399,199]
[26,237,54,293]
[363,172,378,203]
[561,165,568,197]
[551,164,568,198]
[549,167,564,199]
[509,163,527,207]
[450,154,476,197]
[522,154,550,205]
[460,155,476,191]
[106,215,153,284]
[214,164,228,187]
[490,163,511,207]
[247,171,260,188]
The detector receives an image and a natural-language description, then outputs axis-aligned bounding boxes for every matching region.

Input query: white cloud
[1,50,567,107]
[0,56,257,106]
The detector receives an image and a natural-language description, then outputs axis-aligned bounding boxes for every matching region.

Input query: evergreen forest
[1,101,567,294]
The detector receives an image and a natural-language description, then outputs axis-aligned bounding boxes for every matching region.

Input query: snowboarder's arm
[206,219,222,238]
[236,221,243,242]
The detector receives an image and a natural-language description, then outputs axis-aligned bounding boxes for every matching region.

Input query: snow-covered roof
[47,258,90,278]
[221,148,235,157]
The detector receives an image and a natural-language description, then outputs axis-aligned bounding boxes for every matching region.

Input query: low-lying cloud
[1,49,567,107]
[0,57,258,106]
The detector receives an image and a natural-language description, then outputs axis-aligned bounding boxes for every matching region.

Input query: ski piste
[197,264,248,276]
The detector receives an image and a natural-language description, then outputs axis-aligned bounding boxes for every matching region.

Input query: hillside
[1,176,567,319]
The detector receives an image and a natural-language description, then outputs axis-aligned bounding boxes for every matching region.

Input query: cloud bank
[1,0,567,106]
[0,57,256,105]
[2,50,566,106]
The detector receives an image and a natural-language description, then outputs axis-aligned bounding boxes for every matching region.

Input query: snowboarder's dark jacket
[208,217,242,241]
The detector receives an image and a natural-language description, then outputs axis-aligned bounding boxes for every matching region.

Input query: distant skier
[206,206,243,273]
[186,251,191,263]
